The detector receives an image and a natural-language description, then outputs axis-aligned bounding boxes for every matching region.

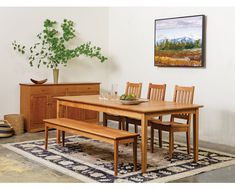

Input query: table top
[55,95,203,113]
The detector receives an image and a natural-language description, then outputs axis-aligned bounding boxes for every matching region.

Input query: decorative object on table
[120,99,148,105]
[30,78,48,84]
[0,120,14,137]
[103,82,142,130]
[4,114,24,135]
[120,99,139,105]
[4,135,235,183]
[120,93,137,101]
[119,94,147,105]
[111,83,118,100]
[154,15,205,67]
[12,19,108,83]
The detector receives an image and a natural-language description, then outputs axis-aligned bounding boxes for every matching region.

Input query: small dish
[30,78,48,84]
[120,99,149,105]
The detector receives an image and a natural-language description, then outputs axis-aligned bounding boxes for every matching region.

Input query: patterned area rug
[3,136,235,183]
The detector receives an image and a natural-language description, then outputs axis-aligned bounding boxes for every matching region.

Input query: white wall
[0,7,109,117]
[108,7,235,147]
[1,7,235,147]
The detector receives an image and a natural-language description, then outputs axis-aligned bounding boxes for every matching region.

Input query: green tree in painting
[157,39,201,51]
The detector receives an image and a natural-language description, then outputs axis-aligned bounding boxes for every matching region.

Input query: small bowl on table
[120,99,142,105]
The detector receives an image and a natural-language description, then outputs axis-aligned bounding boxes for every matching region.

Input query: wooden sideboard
[20,82,100,132]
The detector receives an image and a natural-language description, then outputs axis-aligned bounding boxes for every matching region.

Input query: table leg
[141,115,148,173]
[45,125,48,150]
[193,108,199,162]
[114,140,119,176]
[56,100,61,144]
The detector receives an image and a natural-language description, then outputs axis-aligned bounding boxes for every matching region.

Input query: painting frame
[154,15,205,67]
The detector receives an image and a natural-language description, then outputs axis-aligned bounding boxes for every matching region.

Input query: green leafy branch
[12,19,108,69]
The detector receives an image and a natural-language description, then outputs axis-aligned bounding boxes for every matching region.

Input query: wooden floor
[0,126,235,183]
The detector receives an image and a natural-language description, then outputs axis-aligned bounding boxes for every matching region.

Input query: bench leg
[45,125,48,150]
[114,140,119,176]
[133,137,137,172]
[62,131,65,147]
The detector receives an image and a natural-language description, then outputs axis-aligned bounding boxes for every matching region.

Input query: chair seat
[105,113,123,121]
[126,117,160,126]
[150,120,189,128]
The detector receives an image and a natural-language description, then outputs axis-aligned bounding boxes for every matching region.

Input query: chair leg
[158,130,162,148]
[118,120,122,130]
[56,130,61,144]
[103,113,107,126]
[125,121,129,131]
[45,125,48,150]
[150,126,154,153]
[121,118,126,130]
[133,137,137,172]
[62,131,65,147]
[134,124,138,133]
[114,140,119,176]
[186,128,191,154]
[169,131,173,160]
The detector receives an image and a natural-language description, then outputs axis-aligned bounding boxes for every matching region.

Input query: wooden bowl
[30,78,48,84]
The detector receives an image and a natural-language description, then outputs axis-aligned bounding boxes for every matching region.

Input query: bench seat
[44,118,139,176]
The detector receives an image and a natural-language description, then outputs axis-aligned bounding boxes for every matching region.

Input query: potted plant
[12,19,107,83]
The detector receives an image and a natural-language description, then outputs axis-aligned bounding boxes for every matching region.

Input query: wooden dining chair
[149,85,195,160]
[103,82,142,130]
[125,83,166,132]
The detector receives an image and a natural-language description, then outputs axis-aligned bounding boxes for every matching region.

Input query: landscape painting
[154,15,205,67]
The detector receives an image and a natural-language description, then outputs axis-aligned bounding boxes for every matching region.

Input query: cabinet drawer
[54,86,68,94]
[66,85,99,94]
[30,86,55,94]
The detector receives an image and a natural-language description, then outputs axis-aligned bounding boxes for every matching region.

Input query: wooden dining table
[55,94,203,173]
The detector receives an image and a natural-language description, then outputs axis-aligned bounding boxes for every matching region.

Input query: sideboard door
[20,83,100,132]
[30,95,48,131]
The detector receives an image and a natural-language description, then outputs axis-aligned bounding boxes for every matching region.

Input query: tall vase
[53,69,59,84]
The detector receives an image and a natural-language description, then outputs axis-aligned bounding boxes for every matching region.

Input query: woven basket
[0,120,14,137]
[4,114,24,135]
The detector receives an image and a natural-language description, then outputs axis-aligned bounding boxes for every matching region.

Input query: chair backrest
[147,83,166,101]
[171,85,195,123]
[125,82,142,98]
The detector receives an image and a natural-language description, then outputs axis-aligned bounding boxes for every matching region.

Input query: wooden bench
[43,118,139,176]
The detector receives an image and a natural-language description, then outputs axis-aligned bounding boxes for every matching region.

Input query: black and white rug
[3,136,235,183]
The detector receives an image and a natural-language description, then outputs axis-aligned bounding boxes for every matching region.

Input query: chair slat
[125,82,142,98]
[171,85,195,122]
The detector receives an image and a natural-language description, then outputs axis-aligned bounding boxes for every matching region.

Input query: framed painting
[154,15,205,67]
